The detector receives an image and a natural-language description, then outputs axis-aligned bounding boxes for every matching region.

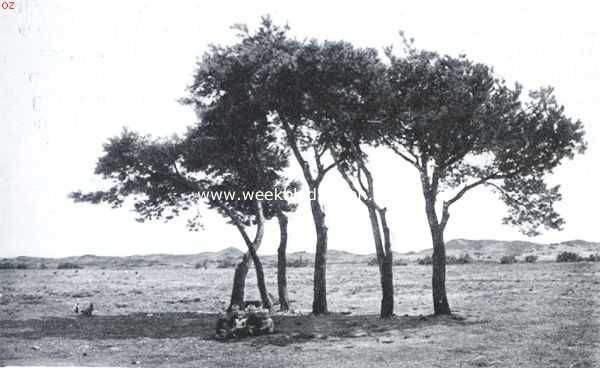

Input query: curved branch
[444,173,503,210]
[384,138,419,168]
[220,204,253,247]
[281,119,315,186]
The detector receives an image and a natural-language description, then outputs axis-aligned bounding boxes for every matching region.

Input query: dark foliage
[556,251,583,263]
[0,262,29,269]
[523,255,538,263]
[287,257,310,268]
[195,260,209,269]
[500,255,517,264]
[216,259,239,269]
[417,254,472,265]
[57,262,82,270]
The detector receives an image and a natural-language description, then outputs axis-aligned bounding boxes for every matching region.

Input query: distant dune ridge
[1,240,598,269]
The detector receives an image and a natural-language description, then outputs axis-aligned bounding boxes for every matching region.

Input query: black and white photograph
[1,1,599,367]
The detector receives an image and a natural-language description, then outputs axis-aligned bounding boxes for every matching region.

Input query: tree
[185,18,342,314]
[71,114,295,309]
[383,47,586,314]
[297,40,398,318]
[182,19,307,311]
[271,181,299,311]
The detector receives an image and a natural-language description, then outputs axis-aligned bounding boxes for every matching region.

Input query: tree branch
[220,204,252,247]
[281,119,315,186]
[485,182,530,209]
[383,137,419,168]
[443,173,503,210]
[337,164,370,206]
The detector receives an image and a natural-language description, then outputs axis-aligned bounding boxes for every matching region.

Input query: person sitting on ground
[81,303,94,317]
[245,305,274,336]
[214,310,233,340]
[230,304,248,338]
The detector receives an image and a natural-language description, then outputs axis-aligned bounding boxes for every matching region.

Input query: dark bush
[585,253,600,262]
[0,262,15,269]
[523,255,538,263]
[417,255,432,265]
[417,254,471,265]
[195,260,209,269]
[500,255,517,264]
[449,253,472,265]
[556,251,582,263]
[39,263,48,269]
[369,258,407,266]
[57,262,82,269]
[393,259,408,266]
[287,256,310,268]
[15,263,28,269]
[216,258,238,268]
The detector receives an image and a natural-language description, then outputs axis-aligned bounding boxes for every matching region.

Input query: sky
[0,0,598,258]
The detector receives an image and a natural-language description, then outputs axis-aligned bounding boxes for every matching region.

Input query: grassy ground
[1,262,598,367]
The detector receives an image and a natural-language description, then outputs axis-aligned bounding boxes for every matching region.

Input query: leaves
[382,48,586,235]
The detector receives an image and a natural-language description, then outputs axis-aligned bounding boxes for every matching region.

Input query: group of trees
[71,17,586,318]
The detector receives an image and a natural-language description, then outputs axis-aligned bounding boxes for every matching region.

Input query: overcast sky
[1,0,598,258]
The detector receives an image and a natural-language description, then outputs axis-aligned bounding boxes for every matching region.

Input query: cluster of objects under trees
[74,303,94,317]
[71,16,587,321]
[214,304,274,340]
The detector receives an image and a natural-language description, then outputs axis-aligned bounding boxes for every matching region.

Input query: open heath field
[1,263,599,367]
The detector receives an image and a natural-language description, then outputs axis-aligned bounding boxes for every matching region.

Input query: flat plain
[1,262,598,367]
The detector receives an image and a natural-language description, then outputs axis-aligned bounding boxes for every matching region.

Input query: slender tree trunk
[378,208,394,318]
[248,200,272,310]
[226,201,272,310]
[310,189,328,315]
[230,255,250,308]
[247,244,271,309]
[280,120,329,315]
[277,211,290,311]
[366,205,394,318]
[334,151,395,319]
[423,194,451,315]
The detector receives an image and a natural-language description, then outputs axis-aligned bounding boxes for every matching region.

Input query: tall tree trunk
[366,205,394,318]
[226,201,272,310]
[310,190,328,315]
[424,194,451,315]
[230,255,250,308]
[335,151,395,319]
[277,210,290,311]
[280,120,330,315]
[378,208,394,318]
[248,200,272,310]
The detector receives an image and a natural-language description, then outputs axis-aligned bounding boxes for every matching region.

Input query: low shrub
[287,257,310,268]
[523,255,538,263]
[195,260,209,269]
[369,258,408,266]
[216,259,238,268]
[417,254,472,265]
[449,253,472,265]
[0,262,15,269]
[556,251,582,263]
[586,253,600,262]
[417,256,432,265]
[57,262,82,269]
[500,255,517,264]
[15,263,28,269]
[393,259,408,266]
